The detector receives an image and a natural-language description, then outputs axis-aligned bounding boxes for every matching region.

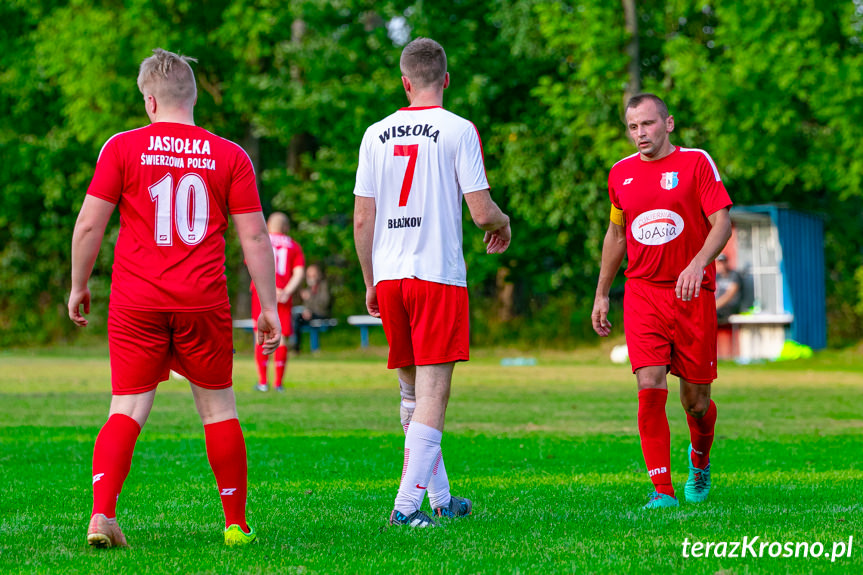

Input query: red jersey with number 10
[86,122,262,310]
[608,147,732,291]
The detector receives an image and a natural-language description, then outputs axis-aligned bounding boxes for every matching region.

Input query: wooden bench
[302,318,338,352]
[347,315,383,348]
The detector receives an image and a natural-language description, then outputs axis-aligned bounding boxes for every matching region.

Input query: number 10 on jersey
[394,144,418,207]
[149,173,210,246]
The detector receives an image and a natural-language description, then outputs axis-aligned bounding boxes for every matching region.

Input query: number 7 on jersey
[393,144,418,207]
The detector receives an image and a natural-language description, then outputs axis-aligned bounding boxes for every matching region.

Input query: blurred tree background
[2,0,863,347]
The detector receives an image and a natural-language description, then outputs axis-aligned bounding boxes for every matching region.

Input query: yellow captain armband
[609,204,624,226]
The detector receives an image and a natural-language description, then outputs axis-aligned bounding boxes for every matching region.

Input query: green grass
[2,344,863,574]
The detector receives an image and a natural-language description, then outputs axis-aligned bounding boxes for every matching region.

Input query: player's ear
[145,94,157,118]
[666,115,675,133]
[401,76,411,93]
[442,72,450,90]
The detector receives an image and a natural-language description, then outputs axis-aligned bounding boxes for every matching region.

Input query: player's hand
[365,286,380,318]
[256,309,282,354]
[276,288,290,305]
[591,295,612,337]
[484,221,511,254]
[68,287,91,327]
[676,261,705,301]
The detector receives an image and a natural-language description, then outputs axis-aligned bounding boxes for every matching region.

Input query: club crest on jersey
[631,209,684,246]
[660,171,679,190]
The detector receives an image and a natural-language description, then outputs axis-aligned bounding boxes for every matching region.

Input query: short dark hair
[625,93,669,119]
[400,37,447,89]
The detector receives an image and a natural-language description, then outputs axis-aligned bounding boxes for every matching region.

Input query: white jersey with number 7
[354,106,489,287]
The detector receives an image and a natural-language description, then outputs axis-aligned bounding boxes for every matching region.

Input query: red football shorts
[376,278,470,369]
[251,295,292,337]
[108,305,234,395]
[623,279,718,384]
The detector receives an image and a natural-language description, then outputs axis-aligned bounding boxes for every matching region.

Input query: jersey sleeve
[455,123,489,194]
[86,134,125,204]
[227,145,262,215]
[353,130,376,198]
[695,151,732,216]
[607,170,623,210]
[606,167,626,225]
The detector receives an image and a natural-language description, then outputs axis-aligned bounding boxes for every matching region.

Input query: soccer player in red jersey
[68,48,280,547]
[591,93,732,509]
[354,38,511,527]
[250,212,305,392]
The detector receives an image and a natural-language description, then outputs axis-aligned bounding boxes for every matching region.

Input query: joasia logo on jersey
[631,209,684,245]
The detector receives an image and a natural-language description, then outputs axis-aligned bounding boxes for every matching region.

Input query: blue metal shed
[729,204,826,351]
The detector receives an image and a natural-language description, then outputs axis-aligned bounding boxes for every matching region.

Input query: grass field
[2,342,863,574]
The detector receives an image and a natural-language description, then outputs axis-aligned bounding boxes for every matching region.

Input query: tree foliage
[2,0,863,347]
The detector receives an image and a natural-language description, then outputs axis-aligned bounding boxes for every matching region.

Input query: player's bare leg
[390,363,450,527]
[391,363,470,526]
[190,385,255,545]
[396,366,466,518]
[635,366,678,508]
[680,380,715,503]
[88,390,155,547]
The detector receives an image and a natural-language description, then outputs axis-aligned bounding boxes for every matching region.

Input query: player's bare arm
[592,219,627,337]
[279,265,305,304]
[69,195,116,327]
[463,189,511,254]
[353,196,379,317]
[233,211,281,354]
[675,207,732,301]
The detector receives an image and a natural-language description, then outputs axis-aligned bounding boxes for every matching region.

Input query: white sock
[427,448,451,510]
[393,421,441,515]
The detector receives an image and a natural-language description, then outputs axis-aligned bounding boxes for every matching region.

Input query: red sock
[254,343,268,385]
[274,346,288,388]
[638,389,674,497]
[687,400,717,469]
[92,414,141,518]
[204,418,248,530]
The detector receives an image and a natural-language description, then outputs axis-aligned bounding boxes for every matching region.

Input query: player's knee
[399,378,417,427]
[399,403,414,428]
[682,398,709,418]
[636,378,665,391]
[399,378,416,403]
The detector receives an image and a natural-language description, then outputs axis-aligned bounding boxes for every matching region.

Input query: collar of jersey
[640,145,678,163]
[398,106,443,111]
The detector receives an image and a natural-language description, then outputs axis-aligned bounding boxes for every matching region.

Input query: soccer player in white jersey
[354,37,511,527]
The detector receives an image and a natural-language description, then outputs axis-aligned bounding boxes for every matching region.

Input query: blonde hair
[267,212,290,235]
[399,38,447,90]
[137,48,198,108]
